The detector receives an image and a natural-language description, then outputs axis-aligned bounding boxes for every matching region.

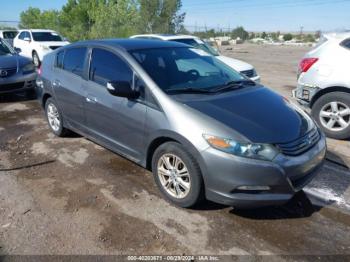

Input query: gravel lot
[0,44,350,257]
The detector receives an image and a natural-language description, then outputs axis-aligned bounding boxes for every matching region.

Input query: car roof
[18,29,57,33]
[131,34,199,41]
[68,38,189,51]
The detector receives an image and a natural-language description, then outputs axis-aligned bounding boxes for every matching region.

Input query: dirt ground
[0,44,350,257]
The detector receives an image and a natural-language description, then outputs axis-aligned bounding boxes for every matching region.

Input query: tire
[45,98,70,137]
[32,51,40,67]
[311,92,350,140]
[152,142,205,208]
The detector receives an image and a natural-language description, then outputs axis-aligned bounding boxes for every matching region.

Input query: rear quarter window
[55,51,64,69]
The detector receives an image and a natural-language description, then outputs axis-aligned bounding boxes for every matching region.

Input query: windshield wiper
[210,79,256,93]
[167,87,214,94]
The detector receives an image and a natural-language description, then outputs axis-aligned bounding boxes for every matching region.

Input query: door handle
[86,96,98,103]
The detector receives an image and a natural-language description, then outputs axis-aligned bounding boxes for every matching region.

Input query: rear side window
[340,38,350,50]
[63,47,87,76]
[56,51,64,68]
[89,48,132,86]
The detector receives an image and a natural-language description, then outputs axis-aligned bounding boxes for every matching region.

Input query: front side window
[32,32,63,42]
[63,47,87,76]
[89,48,133,86]
[24,32,31,40]
[18,32,25,40]
[130,47,245,93]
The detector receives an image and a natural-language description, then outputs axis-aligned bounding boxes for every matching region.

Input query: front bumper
[0,72,37,94]
[200,134,326,208]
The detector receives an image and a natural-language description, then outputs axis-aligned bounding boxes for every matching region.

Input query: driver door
[84,47,146,161]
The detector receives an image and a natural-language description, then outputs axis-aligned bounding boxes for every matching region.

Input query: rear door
[84,47,146,160]
[52,47,88,131]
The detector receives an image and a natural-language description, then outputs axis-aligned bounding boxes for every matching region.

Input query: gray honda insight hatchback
[37,39,326,208]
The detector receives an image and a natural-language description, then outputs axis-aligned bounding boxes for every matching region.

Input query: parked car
[37,39,326,208]
[130,34,260,82]
[0,30,18,46]
[293,32,350,139]
[0,38,37,95]
[13,29,69,67]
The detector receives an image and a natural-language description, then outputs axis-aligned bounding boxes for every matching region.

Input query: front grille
[276,128,320,156]
[0,67,17,78]
[0,82,25,92]
[49,46,61,50]
[240,69,255,78]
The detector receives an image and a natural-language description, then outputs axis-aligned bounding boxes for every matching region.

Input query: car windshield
[32,32,63,42]
[3,31,18,39]
[0,39,14,56]
[171,38,220,56]
[130,47,246,93]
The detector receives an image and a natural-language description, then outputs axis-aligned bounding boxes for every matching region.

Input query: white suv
[13,29,69,67]
[293,32,350,139]
[130,34,260,82]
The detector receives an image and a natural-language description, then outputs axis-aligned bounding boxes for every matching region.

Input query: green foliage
[0,25,17,30]
[283,33,293,41]
[231,26,248,40]
[19,7,60,30]
[261,32,267,39]
[19,0,186,41]
[138,0,185,34]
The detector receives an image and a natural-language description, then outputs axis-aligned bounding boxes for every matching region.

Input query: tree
[231,26,248,40]
[138,0,185,34]
[90,0,140,39]
[261,31,267,39]
[283,33,293,41]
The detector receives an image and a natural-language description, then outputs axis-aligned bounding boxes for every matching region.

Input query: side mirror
[23,37,31,42]
[14,47,21,53]
[106,81,139,99]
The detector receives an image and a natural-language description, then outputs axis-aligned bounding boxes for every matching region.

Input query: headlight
[203,134,279,161]
[40,45,50,50]
[22,63,35,74]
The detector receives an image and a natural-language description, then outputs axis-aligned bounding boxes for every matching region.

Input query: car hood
[0,54,31,69]
[175,86,310,144]
[216,55,254,72]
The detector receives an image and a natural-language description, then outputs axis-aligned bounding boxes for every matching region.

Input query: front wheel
[32,51,40,67]
[152,142,205,208]
[311,92,350,139]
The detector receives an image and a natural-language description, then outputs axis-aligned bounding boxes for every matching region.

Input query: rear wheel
[311,92,350,139]
[152,142,205,208]
[32,51,40,67]
[45,98,70,137]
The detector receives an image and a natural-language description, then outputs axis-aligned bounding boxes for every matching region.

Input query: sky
[0,0,349,32]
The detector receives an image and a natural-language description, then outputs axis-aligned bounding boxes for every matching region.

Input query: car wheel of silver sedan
[152,142,204,208]
[312,92,350,140]
[157,153,191,199]
[45,97,70,137]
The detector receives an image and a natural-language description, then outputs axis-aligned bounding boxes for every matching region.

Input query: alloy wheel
[47,103,61,132]
[157,153,191,199]
[319,101,350,132]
